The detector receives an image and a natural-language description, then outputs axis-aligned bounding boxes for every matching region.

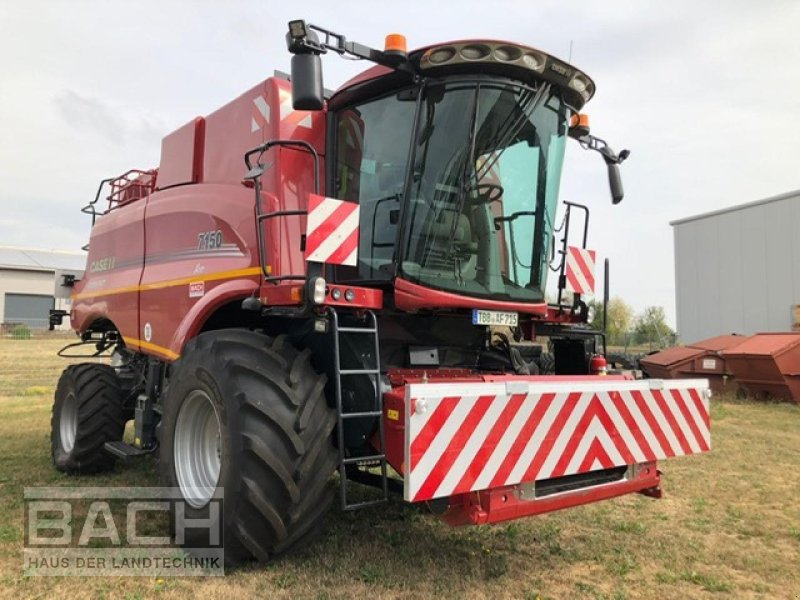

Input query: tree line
[586,298,676,349]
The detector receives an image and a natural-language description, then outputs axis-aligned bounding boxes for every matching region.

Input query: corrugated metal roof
[670,188,800,226]
[0,246,86,272]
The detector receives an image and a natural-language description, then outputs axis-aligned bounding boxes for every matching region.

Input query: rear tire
[159,330,337,565]
[51,364,127,474]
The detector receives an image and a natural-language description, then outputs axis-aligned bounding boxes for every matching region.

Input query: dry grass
[1,337,799,599]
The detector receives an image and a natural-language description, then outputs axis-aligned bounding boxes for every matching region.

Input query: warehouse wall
[0,268,71,329]
[673,190,800,343]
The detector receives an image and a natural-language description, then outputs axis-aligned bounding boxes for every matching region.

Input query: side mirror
[607,162,624,205]
[290,53,324,110]
[572,126,629,206]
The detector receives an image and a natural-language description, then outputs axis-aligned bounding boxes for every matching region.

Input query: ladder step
[343,498,388,511]
[342,454,385,465]
[342,411,382,419]
[331,307,388,510]
[339,368,380,376]
[104,441,154,460]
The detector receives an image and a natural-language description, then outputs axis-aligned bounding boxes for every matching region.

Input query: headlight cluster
[310,277,358,305]
[417,41,595,107]
[424,42,547,73]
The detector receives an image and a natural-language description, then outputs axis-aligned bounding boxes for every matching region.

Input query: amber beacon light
[384,33,408,55]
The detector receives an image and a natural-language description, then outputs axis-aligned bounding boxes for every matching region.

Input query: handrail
[244,139,321,281]
[81,169,157,228]
[556,200,590,309]
[107,169,156,209]
[245,139,320,193]
[81,177,115,226]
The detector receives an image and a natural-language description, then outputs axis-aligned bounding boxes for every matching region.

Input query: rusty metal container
[639,346,704,379]
[639,334,748,393]
[689,335,749,353]
[720,333,800,403]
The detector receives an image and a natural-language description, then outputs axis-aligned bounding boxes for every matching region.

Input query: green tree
[634,306,676,349]
[586,297,634,347]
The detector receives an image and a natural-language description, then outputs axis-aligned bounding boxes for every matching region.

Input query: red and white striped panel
[250,89,315,133]
[565,246,596,295]
[277,87,313,130]
[404,379,710,502]
[305,193,360,266]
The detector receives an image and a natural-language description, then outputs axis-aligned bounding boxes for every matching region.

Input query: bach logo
[23,487,224,576]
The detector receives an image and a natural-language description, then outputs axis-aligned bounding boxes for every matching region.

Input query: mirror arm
[572,133,629,205]
[288,21,417,74]
[575,133,629,166]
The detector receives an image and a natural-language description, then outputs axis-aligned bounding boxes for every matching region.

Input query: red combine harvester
[49,21,711,563]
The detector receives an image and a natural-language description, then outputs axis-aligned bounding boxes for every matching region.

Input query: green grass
[1,337,800,598]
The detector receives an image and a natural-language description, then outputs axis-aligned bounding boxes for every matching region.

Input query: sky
[1,1,799,330]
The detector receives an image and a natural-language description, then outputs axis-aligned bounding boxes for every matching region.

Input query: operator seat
[417,209,478,280]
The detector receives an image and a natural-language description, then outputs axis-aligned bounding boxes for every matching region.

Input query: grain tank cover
[157,117,206,189]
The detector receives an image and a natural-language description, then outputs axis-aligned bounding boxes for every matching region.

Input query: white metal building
[671,189,800,343]
[0,246,86,329]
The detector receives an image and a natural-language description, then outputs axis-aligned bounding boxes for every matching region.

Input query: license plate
[472,309,519,327]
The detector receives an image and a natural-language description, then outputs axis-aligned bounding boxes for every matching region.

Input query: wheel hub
[60,392,78,453]
[174,390,222,508]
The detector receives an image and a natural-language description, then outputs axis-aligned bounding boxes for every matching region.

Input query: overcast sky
[1,1,799,329]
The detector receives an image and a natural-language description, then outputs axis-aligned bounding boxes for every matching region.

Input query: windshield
[402,80,567,302]
[331,78,568,303]
[333,91,416,281]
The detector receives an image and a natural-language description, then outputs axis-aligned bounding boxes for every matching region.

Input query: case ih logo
[565,246,596,295]
[305,194,360,266]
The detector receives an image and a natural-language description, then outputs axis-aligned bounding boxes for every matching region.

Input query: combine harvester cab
[49,19,712,565]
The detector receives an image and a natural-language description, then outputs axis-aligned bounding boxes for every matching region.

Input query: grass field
[1,337,799,599]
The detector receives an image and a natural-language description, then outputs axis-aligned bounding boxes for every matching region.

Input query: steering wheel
[468,183,504,204]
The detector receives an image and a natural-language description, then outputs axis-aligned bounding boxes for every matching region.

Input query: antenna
[568,40,574,63]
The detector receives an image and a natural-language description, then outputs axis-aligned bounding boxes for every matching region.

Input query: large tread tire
[51,363,127,474]
[159,330,337,565]
[538,352,555,375]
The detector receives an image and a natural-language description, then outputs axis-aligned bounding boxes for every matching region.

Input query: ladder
[328,307,389,510]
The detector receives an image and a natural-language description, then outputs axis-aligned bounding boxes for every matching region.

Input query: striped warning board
[305,194,360,266]
[404,379,711,502]
[565,246,596,295]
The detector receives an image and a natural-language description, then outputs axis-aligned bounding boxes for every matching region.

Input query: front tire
[51,364,127,473]
[160,330,338,565]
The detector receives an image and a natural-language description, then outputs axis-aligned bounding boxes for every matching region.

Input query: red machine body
[65,32,711,529]
[72,78,323,359]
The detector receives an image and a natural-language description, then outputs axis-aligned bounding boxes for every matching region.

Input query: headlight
[417,41,595,108]
[309,277,326,305]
